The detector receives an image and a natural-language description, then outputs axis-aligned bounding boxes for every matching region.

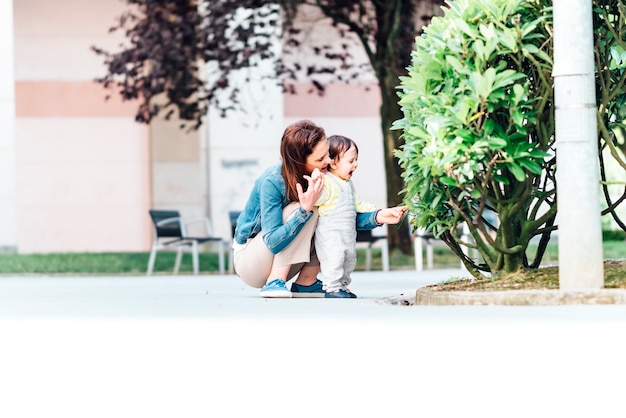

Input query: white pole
[552,0,604,289]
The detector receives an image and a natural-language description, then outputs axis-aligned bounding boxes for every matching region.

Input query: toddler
[315,135,376,298]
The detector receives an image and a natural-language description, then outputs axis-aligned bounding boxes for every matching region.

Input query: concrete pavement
[1,269,625,418]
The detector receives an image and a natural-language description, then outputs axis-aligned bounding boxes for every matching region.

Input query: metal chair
[147,209,225,275]
[414,228,437,271]
[356,229,390,271]
[413,224,471,271]
[228,210,241,273]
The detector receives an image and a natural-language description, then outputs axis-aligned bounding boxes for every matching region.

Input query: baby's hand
[376,206,408,225]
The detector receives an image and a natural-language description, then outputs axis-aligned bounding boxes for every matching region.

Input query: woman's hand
[297,168,324,212]
[375,205,408,225]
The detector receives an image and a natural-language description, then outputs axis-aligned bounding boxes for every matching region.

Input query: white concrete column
[553,0,604,289]
[0,0,18,252]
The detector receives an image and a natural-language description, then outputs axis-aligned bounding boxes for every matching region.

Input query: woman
[233,120,406,298]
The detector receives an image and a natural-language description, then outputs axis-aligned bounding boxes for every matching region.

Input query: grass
[0,245,456,275]
[0,249,411,274]
[0,241,624,281]
[0,251,224,275]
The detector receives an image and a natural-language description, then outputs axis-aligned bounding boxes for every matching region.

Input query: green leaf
[487,136,507,148]
[440,176,458,187]
[507,162,526,182]
[493,173,510,185]
[511,108,525,127]
[522,43,539,54]
[483,119,496,136]
[528,148,551,158]
[430,193,443,209]
[500,29,519,51]
[518,158,542,174]
[479,23,496,43]
[454,18,475,38]
[492,70,526,90]
[446,55,466,74]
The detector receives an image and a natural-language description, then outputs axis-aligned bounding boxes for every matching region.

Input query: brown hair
[328,135,358,160]
[280,120,327,202]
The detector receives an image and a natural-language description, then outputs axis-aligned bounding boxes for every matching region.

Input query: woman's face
[304,138,331,174]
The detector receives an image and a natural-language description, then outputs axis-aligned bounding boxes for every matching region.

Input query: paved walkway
[1,269,625,418]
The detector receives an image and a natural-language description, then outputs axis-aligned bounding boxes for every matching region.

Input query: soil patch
[383,260,626,306]
[429,260,626,292]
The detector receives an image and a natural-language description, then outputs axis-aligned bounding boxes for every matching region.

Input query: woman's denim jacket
[234,163,381,254]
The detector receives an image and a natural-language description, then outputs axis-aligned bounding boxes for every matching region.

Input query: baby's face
[331,145,359,181]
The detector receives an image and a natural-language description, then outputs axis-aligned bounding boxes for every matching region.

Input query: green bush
[394,0,554,280]
[603,229,626,241]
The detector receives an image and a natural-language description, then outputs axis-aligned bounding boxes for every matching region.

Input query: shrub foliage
[394,0,554,279]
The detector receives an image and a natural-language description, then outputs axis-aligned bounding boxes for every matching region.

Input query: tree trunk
[379,72,412,253]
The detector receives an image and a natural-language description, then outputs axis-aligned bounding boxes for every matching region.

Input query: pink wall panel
[18,204,149,253]
[17,118,151,253]
[284,82,381,117]
[16,81,138,118]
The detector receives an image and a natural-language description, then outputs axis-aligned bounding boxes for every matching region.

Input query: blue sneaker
[260,279,291,298]
[325,289,356,299]
[291,279,326,298]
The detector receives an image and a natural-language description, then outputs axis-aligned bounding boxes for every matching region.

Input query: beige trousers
[233,202,319,288]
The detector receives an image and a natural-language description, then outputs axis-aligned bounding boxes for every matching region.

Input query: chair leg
[191,241,199,275]
[147,244,158,275]
[174,247,183,274]
[218,241,225,275]
[381,239,390,272]
[415,237,424,271]
[228,244,234,274]
[426,239,434,269]
[365,244,372,271]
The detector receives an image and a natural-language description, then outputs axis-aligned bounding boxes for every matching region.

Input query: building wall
[13,0,153,252]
